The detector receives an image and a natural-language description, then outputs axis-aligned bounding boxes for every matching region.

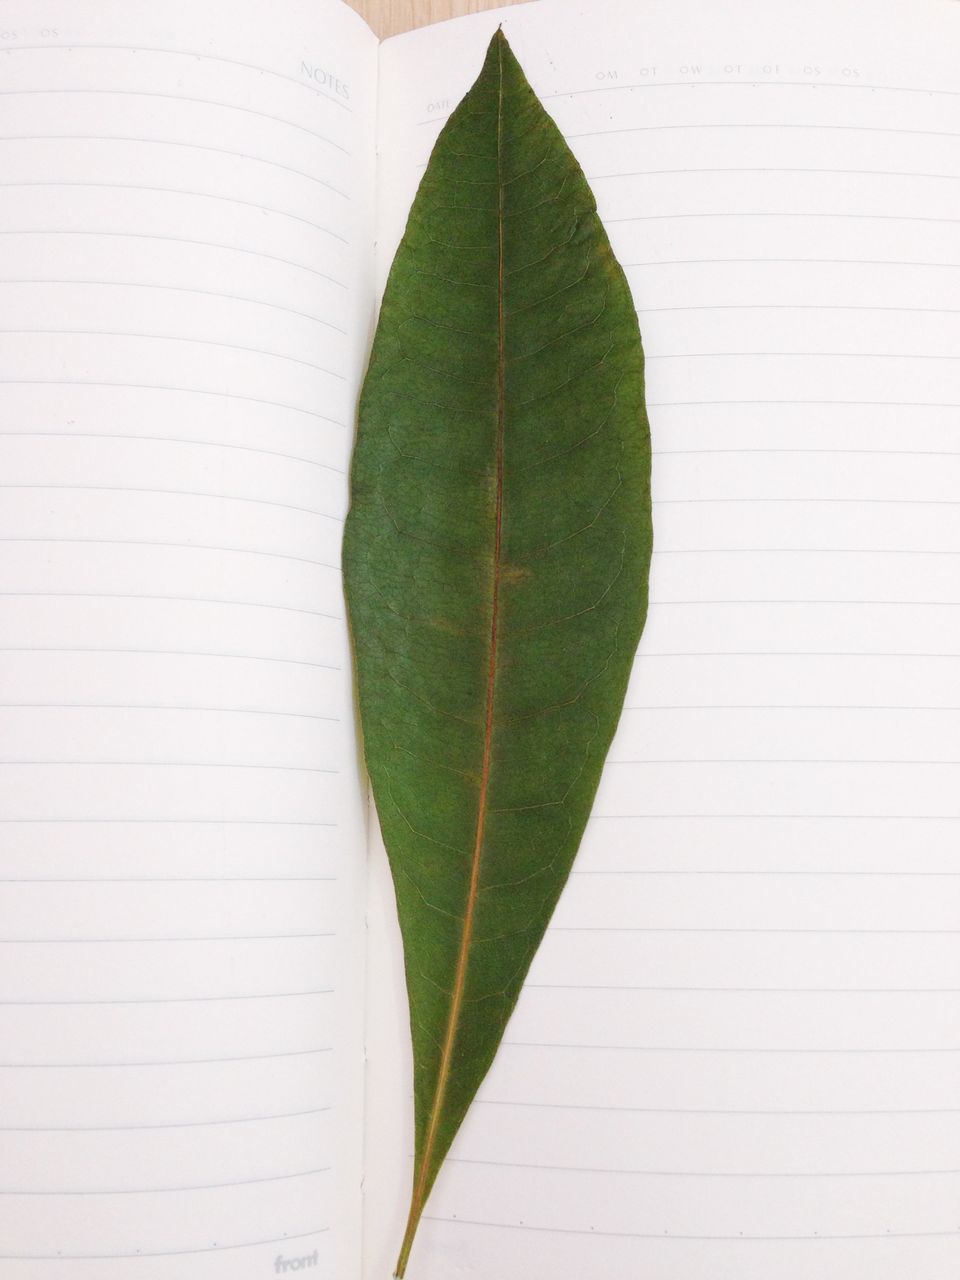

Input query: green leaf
[342,29,652,1276]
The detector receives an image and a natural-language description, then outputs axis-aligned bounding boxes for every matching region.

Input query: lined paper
[0,0,375,1275]
[364,1,960,1275]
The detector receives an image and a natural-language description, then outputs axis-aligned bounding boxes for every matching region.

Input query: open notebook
[2,0,959,1274]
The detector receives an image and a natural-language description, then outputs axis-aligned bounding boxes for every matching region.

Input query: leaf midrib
[394,34,507,1278]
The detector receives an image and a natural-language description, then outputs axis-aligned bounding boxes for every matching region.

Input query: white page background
[0,0,376,1274]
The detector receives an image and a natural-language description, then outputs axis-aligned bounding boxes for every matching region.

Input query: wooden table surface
[346,0,531,39]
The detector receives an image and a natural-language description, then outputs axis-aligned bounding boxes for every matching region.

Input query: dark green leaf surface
[342,29,652,1275]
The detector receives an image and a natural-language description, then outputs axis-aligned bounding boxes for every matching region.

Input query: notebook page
[363,0,960,1275]
[0,0,375,1274]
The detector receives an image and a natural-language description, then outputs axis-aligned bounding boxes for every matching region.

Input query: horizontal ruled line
[660,596,960,606]
[526,983,960,993]
[549,927,960,935]
[0,537,340,568]
[640,304,960,317]
[3,327,346,375]
[0,184,349,242]
[0,1225,329,1261]
[610,212,960,226]
[4,42,352,110]
[573,866,960,876]
[0,760,339,772]
[0,485,342,520]
[0,1046,332,1067]
[0,704,339,720]
[589,814,960,820]
[449,1155,960,1179]
[1,429,347,473]
[0,875,338,882]
[652,549,960,557]
[505,1042,960,1054]
[0,134,350,196]
[605,758,960,765]
[653,498,960,507]
[567,122,960,142]
[653,447,960,457]
[646,400,960,409]
[0,818,337,825]
[0,933,336,942]
[0,648,341,670]
[0,230,346,286]
[645,350,960,361]
[623,704,960,711]
[478,1099,960,1116]
[0,279,346,332]
[627,258,960,270]
[630,651,960,658]
[0,88,349,151]
[0,990,334,1005]
[547,79,960,101]
[0,1165,331,1196]
[0,1106,332,1132]
[0,591,342,619]
[0,380,345,424]
[589,165,960,182]
[425,1214,960,1242]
